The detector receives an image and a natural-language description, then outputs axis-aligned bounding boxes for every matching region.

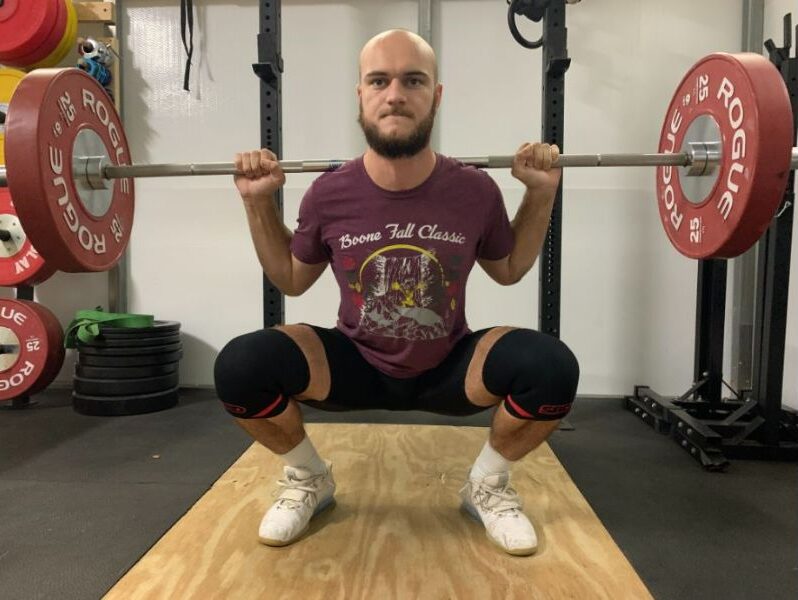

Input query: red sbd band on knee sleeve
[504,394,573,421]
[222,394,289,419]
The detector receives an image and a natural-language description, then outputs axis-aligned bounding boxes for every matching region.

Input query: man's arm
[242,198,328,296]
[478,186,556,285]
[235,149,328,297]
[479,142,560,286]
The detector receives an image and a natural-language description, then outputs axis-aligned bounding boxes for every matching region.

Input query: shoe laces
[469,479,523,518]
[272,470,326,510]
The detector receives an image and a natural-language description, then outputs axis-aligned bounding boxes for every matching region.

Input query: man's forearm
[507,187,557,283]
[243,196,296,293]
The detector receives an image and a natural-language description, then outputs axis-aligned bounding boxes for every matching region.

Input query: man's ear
[434,83,443,109]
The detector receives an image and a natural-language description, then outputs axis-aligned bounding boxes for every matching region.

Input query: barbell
[0,51,795,273]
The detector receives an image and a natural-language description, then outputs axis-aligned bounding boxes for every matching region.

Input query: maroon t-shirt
[290,154,514,378]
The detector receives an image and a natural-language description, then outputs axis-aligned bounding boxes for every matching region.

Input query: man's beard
[358,102,436,159]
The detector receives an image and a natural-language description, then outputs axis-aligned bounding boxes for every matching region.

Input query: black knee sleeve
[214,329,310,419]
[482,329,579,421]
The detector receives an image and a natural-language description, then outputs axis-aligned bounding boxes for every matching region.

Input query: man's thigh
[415,326,518,416]
[288,324,391,412]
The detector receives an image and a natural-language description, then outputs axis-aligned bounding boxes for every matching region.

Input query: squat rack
[254,1,285,329]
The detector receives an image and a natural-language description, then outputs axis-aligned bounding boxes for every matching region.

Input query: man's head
[357,29,442,159]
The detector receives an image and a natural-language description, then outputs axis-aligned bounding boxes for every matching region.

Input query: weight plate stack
[72,321,182,416]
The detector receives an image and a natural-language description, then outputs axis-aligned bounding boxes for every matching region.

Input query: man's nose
[385,78,406,103]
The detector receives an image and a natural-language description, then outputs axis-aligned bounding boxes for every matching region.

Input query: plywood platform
[104,424,652,599]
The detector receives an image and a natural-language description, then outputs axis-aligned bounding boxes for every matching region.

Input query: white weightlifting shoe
[258,459,336,547]
[459,468,538,556]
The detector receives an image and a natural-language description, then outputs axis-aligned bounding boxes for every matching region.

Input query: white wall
[764,0,797,409]
[34,0,798,405]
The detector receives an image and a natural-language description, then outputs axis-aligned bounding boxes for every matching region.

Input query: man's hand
[234,149,286,202]
[511,142,561,191]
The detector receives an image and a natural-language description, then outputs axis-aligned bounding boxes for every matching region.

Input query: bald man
[215,29,579,556]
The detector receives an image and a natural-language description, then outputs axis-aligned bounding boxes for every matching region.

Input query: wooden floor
[104,423,652,600]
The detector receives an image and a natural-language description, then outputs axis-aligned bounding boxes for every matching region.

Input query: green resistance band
[64,308,155,348]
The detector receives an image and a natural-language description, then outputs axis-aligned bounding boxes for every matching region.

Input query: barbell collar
[686,141,722,176]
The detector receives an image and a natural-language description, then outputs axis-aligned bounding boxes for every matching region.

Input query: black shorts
[299,325,494,417]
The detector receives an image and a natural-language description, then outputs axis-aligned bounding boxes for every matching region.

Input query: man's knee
[464,326,518,407]
[483,328,580,421]
[272,324,331,401]
[213,328,310,418]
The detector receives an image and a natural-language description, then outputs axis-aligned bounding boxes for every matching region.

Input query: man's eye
[371,78,386,87]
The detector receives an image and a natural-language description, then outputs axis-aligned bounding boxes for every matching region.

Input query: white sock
[470,439,514,480]
[277,434,327,475]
